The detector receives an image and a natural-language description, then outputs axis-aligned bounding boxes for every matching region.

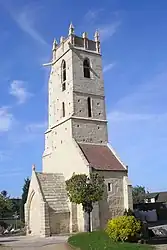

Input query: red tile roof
[78,143,126,171]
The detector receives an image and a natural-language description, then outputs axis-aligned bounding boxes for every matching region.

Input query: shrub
[17,220,25,229]
[106,215,141,242]
[124,208,134,216]
[0,221,8,229]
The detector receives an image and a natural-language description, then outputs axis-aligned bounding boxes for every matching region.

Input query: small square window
[108,183,112,192]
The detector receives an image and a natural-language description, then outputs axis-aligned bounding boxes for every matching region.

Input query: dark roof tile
[78,143,126,171]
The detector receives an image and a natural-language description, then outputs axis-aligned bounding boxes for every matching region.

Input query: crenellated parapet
[50,23,101,62]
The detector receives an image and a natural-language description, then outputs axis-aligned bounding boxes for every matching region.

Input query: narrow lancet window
[62,102,65,117]
[83,58,90,78]
[87,97,92,117]
[62,60,66,91]
[108,183,112,192]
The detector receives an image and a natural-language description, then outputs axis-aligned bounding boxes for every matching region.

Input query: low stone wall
[49,211,70,235]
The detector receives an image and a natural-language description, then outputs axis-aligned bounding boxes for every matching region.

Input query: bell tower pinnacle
[68,22,75,35]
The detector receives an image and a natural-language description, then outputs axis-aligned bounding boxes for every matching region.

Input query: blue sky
[0,0,167,197]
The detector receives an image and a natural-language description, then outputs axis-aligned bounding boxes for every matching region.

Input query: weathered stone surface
[36,173,69,213]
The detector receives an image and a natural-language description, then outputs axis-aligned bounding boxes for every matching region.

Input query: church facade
[25,24,133,237]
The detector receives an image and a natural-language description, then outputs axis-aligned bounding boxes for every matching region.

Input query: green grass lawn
[68,231,154,250]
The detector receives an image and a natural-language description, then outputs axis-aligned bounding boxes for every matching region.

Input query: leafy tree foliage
[1,190,8,198]
[21,177,30,221]
[0,191,12,218]
[11,199,21,215]
[124,208,134,216]
[66,173,104,232]
[132,186,146,204]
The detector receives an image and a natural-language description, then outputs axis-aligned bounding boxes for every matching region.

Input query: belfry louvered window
[83,58,90,78]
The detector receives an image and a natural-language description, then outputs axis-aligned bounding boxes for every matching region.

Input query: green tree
[0,191,12,218]
[132,185,146,204]
[66,173,104,232]
[21,178,30,221]
[1,190,8,198]
[11,199,21,215]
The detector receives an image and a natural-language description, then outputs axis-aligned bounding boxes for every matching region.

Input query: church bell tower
[25,24,132,237]
[43,23,109,174]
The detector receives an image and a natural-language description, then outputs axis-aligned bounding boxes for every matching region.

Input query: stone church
[25,24,133,237]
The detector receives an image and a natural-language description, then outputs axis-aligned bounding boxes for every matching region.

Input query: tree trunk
[88,211,91,232]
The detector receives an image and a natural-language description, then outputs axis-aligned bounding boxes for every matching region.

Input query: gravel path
[0,236,71,250]
[0,244,72,250]
[155,245,167,250]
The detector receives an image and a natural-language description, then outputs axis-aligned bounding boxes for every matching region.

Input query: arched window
[83,58,90,78]
[62,102,65,117]
[87,97,92,117]
[62,60,66,91]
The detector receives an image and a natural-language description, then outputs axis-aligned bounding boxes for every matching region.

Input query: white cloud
[107,70,167,190]
[25,121,47,133]
[103,63,115,73]
[2,2,47,45]
[15,8,47,45]
[0,169,23,177]
[108,71,167,126]
[9,80,32,104]
[111,71,167,114]
[0,107,13,132]
[11,121,47,144]
[84,9,103,23]
[108,111,166,122]
[0,151,10,162]
[82,9,121,42]
[99,21,121,42]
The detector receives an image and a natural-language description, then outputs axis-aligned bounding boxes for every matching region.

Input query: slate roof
[146,193,159,199]
[36,172,69,213]
[146,192,167,203]
[78,143,126,171]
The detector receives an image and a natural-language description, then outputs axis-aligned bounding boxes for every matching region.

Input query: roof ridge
[37,172,63,175]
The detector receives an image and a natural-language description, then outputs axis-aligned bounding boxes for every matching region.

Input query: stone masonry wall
[29,192,42,236]
[43,133,89,180]
[72,118,108,144]
[93,170,127,229]
[25,171,44,236]
[73,92,106,120]
[70,203,78,232]
[72,50,104,96]
[48,49,73,128]
[40,202,50,237]
[128,185,133,210]
[49,210,70,235]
